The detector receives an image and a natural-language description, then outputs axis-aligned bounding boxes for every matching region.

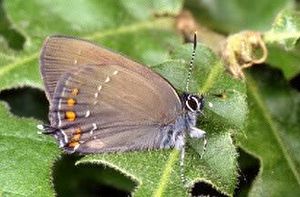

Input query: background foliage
[0,0,299,196]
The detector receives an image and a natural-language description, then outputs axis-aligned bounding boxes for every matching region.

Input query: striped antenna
[185,32,198,92]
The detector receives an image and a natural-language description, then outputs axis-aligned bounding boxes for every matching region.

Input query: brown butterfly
[38,34,207,183]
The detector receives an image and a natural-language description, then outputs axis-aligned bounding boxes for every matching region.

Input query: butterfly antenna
[185,32,198,92]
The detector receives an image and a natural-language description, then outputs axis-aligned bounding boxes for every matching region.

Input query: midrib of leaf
[246,74,300,185]
[0,17,173,83]
[153,150,179,197]
[0,52,38,78]
[86,18,173,40]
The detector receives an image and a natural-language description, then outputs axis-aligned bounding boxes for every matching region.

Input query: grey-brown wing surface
[49,64,182,152]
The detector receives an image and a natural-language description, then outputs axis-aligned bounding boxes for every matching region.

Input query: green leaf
[237,67,300,196]
[185,0,292,33]
[264,9,300,79]
[0,0,183,91]
[0,102,60,196]
[266,44,300,79]
[265,9,300,50]
[79,43,247,196]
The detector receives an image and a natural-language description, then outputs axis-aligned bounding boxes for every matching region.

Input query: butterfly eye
[186,96,199,112]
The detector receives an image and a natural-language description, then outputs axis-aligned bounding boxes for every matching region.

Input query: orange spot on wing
[67,98,76,106]
[68,141,79,148]
[74,128,81,134]
[71,88,79,96]
[69,128,82,144]
[72,134,81,142]
[65,111,76,121]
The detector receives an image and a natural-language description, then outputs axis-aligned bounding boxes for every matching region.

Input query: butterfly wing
[41,37,183,153]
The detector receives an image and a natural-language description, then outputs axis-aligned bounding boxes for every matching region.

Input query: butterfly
[38,33,207,183]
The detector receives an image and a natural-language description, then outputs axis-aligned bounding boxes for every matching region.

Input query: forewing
[51,64,182,152]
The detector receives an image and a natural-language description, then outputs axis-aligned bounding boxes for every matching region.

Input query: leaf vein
[153,150,179,197]
[199,61,223,93]
[0,52,38,78]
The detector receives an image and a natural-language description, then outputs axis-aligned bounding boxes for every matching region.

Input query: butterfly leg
[189,127,205,138]
[174,134,188,186]
[180,146,187,186]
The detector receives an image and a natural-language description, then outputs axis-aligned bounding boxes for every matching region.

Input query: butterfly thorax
[159,93,204,149]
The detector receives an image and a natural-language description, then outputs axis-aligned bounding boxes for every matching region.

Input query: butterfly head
[182,93,204,114]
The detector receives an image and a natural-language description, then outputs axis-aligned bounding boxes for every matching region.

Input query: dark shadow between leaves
[290,73,300,91]
[191,182,228,197]
[234,148,260,197]
[0,87,49,121]
[53,154,136,197]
